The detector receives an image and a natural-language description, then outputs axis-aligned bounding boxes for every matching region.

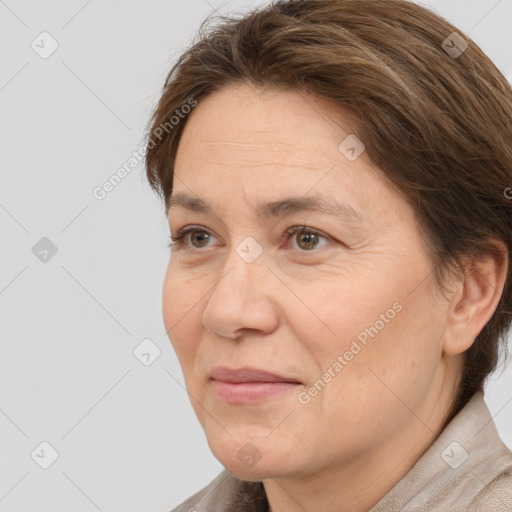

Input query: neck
[263,367,460,512]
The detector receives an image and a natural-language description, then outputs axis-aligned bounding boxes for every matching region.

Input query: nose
[201,244,280,340]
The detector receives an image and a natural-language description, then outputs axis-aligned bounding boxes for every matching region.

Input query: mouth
[209,366,303,404]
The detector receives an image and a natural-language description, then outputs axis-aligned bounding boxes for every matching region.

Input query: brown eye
[296,232,320,250]
[189,230,210,248]
[170,226,215,249]
[286,226,329,251]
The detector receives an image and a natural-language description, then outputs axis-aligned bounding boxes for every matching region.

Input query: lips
[209,366,302,403]
[209,366,302,384]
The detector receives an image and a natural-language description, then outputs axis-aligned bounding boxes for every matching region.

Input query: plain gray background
[1,0,511,510]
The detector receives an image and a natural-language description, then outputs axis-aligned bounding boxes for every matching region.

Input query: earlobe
[443,240,508,356]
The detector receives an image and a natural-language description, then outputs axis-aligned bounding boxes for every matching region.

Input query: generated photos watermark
[298,301,403,404]
[92,97,197,201]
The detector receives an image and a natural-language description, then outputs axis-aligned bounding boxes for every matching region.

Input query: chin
[223,462,271,482]
[219,454,292,482]
[208,433,306,482]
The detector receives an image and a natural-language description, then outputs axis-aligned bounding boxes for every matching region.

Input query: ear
[443,239,508,356]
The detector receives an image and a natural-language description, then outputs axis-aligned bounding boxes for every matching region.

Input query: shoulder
[466,469,512,512]
[370,392,512,511]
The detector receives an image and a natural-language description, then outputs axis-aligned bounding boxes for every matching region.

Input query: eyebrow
[167,192,364,223]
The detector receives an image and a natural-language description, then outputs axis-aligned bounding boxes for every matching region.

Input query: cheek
[316,281,443,425]
[162,259,204,329]
[289,274,402,356]
[294,265,441,391]
[162,264,203,372]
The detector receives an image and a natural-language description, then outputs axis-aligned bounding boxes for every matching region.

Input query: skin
[162,82,508,512]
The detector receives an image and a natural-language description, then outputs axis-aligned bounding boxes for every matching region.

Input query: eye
[168,225,217,249]
[168,225,331,251]
[284,226,330,251]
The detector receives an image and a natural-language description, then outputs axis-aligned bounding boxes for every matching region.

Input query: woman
[144,0,512,510]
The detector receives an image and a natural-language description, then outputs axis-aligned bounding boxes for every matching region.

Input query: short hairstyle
[144,0,512,425]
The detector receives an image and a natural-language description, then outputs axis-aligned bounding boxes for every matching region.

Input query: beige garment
[171,391,512,511]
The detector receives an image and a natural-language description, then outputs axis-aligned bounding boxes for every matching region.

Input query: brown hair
[144,0,512,425]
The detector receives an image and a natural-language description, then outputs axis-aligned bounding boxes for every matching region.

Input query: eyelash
[167,225,330,251]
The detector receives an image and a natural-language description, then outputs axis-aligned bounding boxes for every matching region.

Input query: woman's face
[163,82,458,481]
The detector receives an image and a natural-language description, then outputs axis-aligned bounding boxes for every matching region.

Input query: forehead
[176,81,358,164]
[171,82,399,225]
